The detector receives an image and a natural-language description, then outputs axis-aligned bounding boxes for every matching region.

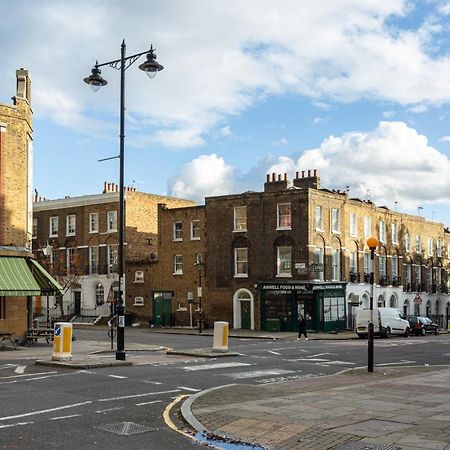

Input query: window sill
[276,227,292,231]
[331,230,341,234]
[49,235,58,238]
[133,303,144,307]
[233,229,247,233]
[276,274,292,278]
[234,274,248,278]
[134,280,144,284]
[190,237,200,241]
[89,230,99,234]
[66,233,76,237]
[315,228,324,232]
[173,238,183,242]
[107,229,118,233]
[173,272,183,276]
[177,307,188,312]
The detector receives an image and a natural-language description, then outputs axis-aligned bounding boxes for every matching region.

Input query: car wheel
[421,328,426,336]
[404,327,410,337]
[384,327,391,338]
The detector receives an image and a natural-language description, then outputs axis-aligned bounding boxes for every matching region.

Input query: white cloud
[219,126,233,137]
[4,1,450,149]
[382,110,396,118]
[168,154,235,201]
[439,135,450,142]
[273,137,289,146]
[267,121,450,211]
[312,117,326,125]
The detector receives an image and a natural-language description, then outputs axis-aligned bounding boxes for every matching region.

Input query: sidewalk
[183,365,450,450]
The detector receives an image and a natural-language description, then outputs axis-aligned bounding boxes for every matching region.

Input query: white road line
[225,369,295,379]
[287,358,330,362]
[108,375,127,379]
[14,366,26,374]
[96,407,124,414]
[268,351,281,355]
[0,364,16,370]
[136,400,162,406]
[0,371,58,379]
[143,380,162,385]
[307,353,336,358]
[183,362,251,371]
[49,414,81,421]
[0,401,92,422]
[375,360,415,366]
[177,386,201,392]
[318,361,355,366]
[98,389,180,402]
[1,373,69,384]
[0,422,34,429]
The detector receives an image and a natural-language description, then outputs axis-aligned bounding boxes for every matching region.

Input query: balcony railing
[379,275,390,287]
[349,272,359,283]
[392,276,401,287]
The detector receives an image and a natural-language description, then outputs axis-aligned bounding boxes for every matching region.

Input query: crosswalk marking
[183,362,251,371]
[224,369,295,379]
[108,375,127,379]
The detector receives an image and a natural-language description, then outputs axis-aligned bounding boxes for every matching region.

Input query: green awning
[0,257,63,297]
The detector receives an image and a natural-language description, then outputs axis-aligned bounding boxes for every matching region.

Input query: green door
[240,301,251,329]
[153,292,173,326]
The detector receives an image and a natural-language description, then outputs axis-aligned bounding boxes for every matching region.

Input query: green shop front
[259,281,347,333]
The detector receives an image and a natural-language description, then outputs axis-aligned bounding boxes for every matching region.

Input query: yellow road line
[162,394,192,439]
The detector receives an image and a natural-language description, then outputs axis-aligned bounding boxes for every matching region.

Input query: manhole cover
[334,442,400,450]
[97,421,157,436]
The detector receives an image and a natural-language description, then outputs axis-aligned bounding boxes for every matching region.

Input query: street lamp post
[367,236,378,372]
[84,40,163,361]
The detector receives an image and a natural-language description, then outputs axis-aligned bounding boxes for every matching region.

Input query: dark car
[408,316,439,335]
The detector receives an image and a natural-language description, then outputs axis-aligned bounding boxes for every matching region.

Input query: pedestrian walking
[297,314,308,340]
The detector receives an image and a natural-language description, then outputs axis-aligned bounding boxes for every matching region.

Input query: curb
[35,359,132,369]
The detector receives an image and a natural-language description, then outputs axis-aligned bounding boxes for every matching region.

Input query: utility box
[212,321,229,353]
[266,318,281,332]
[52,322,73,361]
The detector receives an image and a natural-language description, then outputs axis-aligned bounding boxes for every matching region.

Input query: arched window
[426,300,431,318]
[96,283,104,306]
[389,294,397,308]
[403,299,409,317]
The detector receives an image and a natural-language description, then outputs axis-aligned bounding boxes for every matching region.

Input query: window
[379,221,386,243]
[50,248,59,267]
[173,255,183,274]
[49,216,59,237]
[66,247,76,274]
[437,239,442,257]
[428,238,433,257]
[391,223,398,244]
[89,213,99,233]
[405,264,411,284]
[89,246,99,275]
[107,211,118,232]
[363,216,371,238]
[379,255,386,277]
[107,244,118,274]
[331,208,340,233]
[392,256,398,278]
[276,246,292,277]
[32,218,37,239]
[405,233,411,252]
[190,220,200,240]
[314,247,324,281]
[315,206,323,230]
[364,253,372,275]
[95,283,104,306]
[234,206,247,231]
[277,203,291,229]
[416,236,422,253]
[332,249,341,281]
[195,253,203,265]
[173,222,183,241]
[234,248,248,277]
[436,267,442,286]
[134,270,144,283]
[66,214,76,236]
[415,264,421,285]
[349,251,357,274]
[350,213,357,237]
[0,297,5,320]
[134,296,144,306]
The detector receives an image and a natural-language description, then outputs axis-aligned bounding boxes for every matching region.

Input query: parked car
[408,316,439,335]
[355,307,410,338]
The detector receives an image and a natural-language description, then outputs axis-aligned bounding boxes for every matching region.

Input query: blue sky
[2,0,450,225]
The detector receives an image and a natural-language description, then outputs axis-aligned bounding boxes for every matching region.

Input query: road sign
[54,324,61,337]
[413,293,422,305]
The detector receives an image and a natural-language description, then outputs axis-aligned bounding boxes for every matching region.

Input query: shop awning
[0,256,63,297]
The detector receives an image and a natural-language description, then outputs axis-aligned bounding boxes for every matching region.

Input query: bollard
[212,321,229,353]
[52,322,73,361]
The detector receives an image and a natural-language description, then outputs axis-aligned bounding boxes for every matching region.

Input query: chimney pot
[278,174,281,181]
[296,171,299,179]
[272,173,276,182]
[284,173,287,181]
[266,174,270,182]
[308,169,311,177]
[302,170,305,178]
[314,169,317,176]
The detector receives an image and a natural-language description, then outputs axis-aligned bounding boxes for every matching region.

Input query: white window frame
[332,248,341,281]
[66,247,76,274]
[364,253,372,275]
[428,238,433,257]
[416,235,422,253]
[349,251,357,274]
[392,256,398,278]
[277,203,292,230]
[107,211,118,232]
[134,270,144,283]
[379,221,386,243]
[315,206,323,230]
[66,214,76,236]
[363,216,371,238]
[89,212,99,233]
[173,221,183,241]
[276,246,292,277]
[173,255,183,275]
[314,247,324,281]
[391,223,398,244]
[190,220,200,240]
[107,244,118,274]
[234,247,248,277]
[437,239,442,257]
[233,206,247,232]
[379,255,386,277]
[405,233,411,252]
[349,213,357,237]
[405,264,411,284]
[89,246,99,275]
[49,216,59,237]
[134,296,144,306]
[331,208,340,233]
[95,283,104,306]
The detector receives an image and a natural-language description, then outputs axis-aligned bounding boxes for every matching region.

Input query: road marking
[268,350,281,355]
[375,360,415,366]
[163,395,191,439]
[98,389,180,402]
[49,414,81,420]
[136,400,162,406]
[14,366,26,374]
[96,407,123,414]
[143,380,162,385]
[0,364,16,370]
[0,371,58,379]
[285,358,330,362]
[0,421,34,429]
[183,362,251,371]
[225,369,295,379]
[108,375,127,379]
[177,386,201,392]
[318,361,356,366]
[0,373,69,384]
[307,353,336,358]
[0,401,92,422]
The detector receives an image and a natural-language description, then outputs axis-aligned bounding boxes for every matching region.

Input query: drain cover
[334,442,400,450]
[97,421,157,436]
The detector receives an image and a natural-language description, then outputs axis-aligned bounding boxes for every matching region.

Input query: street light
[195,257,204,334]
[84,40,163,361]
[367,236,378,372]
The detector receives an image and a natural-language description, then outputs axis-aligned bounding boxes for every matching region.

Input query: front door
[74,292,81,315]
[153,292,173,326]
[240,301,251,329]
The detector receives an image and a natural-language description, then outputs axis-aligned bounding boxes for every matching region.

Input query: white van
[355,307,410,338]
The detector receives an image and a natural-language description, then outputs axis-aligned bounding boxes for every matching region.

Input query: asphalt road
[0,329,448,449]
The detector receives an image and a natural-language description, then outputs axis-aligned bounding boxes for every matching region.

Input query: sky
[2,0,450,225]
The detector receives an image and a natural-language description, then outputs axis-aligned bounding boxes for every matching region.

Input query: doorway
[240,301,251,329]
[233,289,254,330]
[73,291,81,315]
[153,292,173,326]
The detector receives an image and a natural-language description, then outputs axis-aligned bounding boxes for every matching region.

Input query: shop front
[259,281,347,333]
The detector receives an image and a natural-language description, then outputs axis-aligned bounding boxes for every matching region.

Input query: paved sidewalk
[183,366,450,450]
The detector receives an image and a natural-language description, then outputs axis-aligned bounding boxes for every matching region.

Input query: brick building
[155,170,450,332]
[0,69,61,339]
[32,183,194,323]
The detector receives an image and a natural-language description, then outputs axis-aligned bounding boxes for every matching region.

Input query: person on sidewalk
[297,314,308,340]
